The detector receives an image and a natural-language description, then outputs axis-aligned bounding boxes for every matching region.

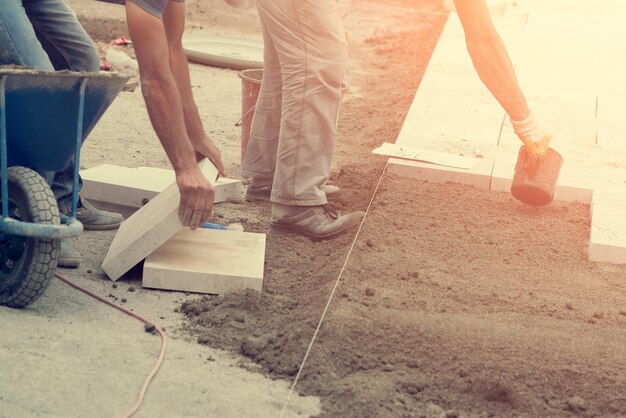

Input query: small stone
[365,288,376,297]
[366,239,374,248]
[340,292,349,298]
[112,283,118,289]
[404,383,422,394]
[144,324,156,334]
[87,269,93,274]
[565,396,587,412]
[593,312,604,320]
[459,369,468,378]
[619,310,626,316]
[121,298,127,303]
[588,318,596,324]
[128,286,136,292]
[565,303,574,310]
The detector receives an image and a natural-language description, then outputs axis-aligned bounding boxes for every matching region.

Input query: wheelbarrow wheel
[0,167,60,308]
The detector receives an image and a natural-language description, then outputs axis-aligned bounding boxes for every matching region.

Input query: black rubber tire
[0,167,60,308]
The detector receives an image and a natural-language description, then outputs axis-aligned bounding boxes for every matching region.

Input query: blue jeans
[0,0,100,213]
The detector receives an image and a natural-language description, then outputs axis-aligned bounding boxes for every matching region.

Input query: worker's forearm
[465,36,530,121]
[140,72,197,171]
[168,46,206,143]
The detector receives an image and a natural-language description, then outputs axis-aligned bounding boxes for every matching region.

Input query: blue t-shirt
[131,0,185,19]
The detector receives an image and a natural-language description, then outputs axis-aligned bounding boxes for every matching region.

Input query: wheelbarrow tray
[0,68,127,172]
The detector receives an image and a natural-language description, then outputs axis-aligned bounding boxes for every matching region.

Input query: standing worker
[0,0,125,268]
[242,0,366,241]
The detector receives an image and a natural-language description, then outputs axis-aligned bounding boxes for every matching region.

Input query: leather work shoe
[246,184,341,202]
[58,239,81,268]
[270,203,364,241]
[74,196,124,231]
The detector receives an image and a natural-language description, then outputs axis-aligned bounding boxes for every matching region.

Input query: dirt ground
[176,2,626,418]
[3,0,626,417]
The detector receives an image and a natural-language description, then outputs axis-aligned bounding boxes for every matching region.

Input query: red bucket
[237,69,262,163]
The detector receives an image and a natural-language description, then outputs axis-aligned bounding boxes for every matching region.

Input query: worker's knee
[58,44,100,72]
[80,46,100,72]
[316,42,348,87]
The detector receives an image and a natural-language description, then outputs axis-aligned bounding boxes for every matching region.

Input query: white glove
[511,112,551,155]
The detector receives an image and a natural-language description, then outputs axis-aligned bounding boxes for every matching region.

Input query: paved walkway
[390,0,626,264]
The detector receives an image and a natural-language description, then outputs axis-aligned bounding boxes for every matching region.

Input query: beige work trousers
[242,0,348,206]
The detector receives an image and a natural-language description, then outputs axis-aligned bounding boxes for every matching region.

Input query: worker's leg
[23,0,122,234]
[242,10,283,197]
[0,0,54,70]
[257,0,347,206]
[255,0,364,240]
[21,0,100,72]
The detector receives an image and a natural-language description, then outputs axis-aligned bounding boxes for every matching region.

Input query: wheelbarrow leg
[1,75,9,218]
[71,78,89,219]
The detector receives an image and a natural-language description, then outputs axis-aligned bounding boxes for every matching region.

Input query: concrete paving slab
[81,164,242,208]
[102,159,217,281]
[143,229,266,295]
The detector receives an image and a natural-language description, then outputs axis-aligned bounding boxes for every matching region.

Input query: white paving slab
[102,159,218,281]
[81,164,241,208]
[143,229,266,295]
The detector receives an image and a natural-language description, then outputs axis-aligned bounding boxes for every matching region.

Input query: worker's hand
[522,133,551,155]
[511,112,551,156]
[192,135,227,179]
[175,166,216,230]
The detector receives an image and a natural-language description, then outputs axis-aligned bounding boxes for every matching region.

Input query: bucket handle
[234,105,256,127]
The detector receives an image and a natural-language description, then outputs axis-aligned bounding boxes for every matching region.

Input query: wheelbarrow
[0,68,127,308]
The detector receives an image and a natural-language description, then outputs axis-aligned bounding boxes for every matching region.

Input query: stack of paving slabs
[99,159,265,294]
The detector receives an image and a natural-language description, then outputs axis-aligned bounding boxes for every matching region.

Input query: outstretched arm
[125,1,219,228]
[162,1,227,175]
[453,0,550,153]
[454,0,528,120]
